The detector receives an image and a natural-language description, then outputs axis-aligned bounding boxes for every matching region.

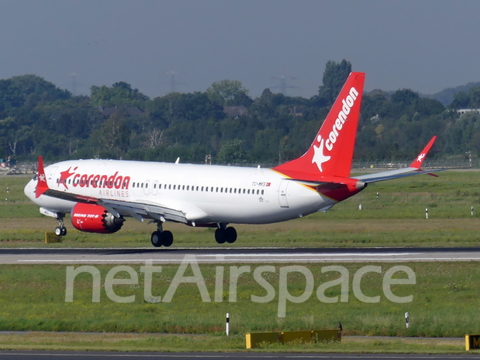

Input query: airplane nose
[24,180,35,201]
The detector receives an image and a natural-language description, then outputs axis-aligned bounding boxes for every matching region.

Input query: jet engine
[71,203,124,233]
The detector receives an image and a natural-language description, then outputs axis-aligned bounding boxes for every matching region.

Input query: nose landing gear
[54,214,67,236]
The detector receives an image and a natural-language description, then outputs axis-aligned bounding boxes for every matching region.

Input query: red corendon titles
[72,171,130,190]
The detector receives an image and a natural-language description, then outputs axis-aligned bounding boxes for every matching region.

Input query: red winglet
[35,156,49,198]
[409,136,437,169]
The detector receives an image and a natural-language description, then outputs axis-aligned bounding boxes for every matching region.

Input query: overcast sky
[1,0,479,99]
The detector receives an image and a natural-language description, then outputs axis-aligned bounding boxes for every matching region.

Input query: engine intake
[71,203,124,234]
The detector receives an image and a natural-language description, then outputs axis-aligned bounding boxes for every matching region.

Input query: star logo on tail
[312,135,331,172]
[417,153,425,162]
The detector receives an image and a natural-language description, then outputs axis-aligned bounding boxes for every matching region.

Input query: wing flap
[100,198,188,224]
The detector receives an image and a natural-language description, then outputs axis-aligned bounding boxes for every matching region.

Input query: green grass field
[0,332,466,353]
[0,262,479,336]
[1,171,480,248]
[0,262,478,352]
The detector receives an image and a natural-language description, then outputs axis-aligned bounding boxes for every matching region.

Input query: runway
[2,246,480,264]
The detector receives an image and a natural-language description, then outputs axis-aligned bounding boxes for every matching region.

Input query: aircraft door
[144,180,150,195]
[278,180,290,208]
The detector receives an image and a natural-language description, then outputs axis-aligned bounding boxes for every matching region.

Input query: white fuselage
[24,160,336,225]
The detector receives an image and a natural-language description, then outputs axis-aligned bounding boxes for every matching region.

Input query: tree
[318,59,352,105]
[450,91,469,109]
[0,75,70,113]
[143,128,165,149]
[90,82,149,109]
[206,80,251,106]
[217,139,247,164]
[90,112,131,158]
[449,87,480,109]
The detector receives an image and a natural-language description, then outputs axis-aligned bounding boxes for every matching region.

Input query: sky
[1,0,479,99]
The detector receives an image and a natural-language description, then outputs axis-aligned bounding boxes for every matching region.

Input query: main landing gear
[149,222,237,247]
[215,224,237,244]
[54,214,67,236]
[151,222,174,248]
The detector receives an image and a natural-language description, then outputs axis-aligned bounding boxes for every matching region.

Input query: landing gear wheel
[215,228,226,244]
[55,227,62,236]
[151,230,174,247]
[55,214,67,237]
[225,227,237,244]
[162,231,174,247]
[151,231,162,247]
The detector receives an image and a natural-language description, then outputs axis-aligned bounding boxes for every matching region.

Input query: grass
[0,262,480,338]
[0,333,466,353]
[2,171,480,248]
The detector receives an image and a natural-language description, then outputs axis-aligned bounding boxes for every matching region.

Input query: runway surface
[2,246,480,264]
[0,351,479,359]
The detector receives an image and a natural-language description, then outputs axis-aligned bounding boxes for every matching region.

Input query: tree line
[1,60,479,165]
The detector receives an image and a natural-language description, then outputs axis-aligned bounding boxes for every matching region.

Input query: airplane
[24,72,439,247]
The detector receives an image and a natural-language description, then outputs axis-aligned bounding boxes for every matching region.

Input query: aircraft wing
[353,136,442,183]
[40,187,188,224]
[98,198,188,224]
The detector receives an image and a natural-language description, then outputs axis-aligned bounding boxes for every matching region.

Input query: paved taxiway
[0,351,479,359]
[2,246,480,264]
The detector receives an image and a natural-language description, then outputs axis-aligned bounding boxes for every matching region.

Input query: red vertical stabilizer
[35,156,49,198]
[273,72,365,180]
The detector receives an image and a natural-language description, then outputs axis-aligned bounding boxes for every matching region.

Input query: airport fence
[1,158,478,177]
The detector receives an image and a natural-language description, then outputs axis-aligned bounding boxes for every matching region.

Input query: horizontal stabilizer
[354,136,440,183]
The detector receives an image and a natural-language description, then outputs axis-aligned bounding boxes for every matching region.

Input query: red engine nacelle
[71,203,124,234]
